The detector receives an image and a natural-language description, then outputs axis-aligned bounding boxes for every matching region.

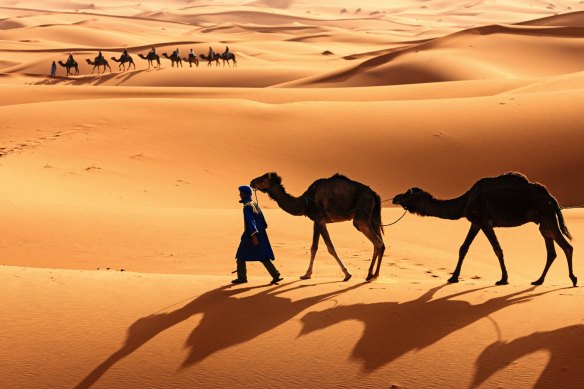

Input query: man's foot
[270,276,283,285]
[231,278,247,284]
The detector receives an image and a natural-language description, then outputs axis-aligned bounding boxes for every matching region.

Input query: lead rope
[382,208,408,227]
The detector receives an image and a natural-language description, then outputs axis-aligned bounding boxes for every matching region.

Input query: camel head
[392,187,425,212]
[85,59,93,64]
[250,172,282,193]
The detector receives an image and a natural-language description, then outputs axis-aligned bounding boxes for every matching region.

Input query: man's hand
[251,234,260,246]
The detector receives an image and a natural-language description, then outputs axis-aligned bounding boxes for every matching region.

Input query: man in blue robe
[233,185,282,285]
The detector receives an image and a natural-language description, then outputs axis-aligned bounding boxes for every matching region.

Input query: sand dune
[1,1,583,388]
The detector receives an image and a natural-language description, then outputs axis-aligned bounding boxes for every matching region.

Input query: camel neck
[268,185,306,216]
[416,193,468,220]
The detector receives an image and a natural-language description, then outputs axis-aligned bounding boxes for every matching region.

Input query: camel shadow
[75,281,363,389]
[472,324,584,389]
[299,285,568,372]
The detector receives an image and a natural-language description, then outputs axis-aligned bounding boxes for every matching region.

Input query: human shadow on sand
[472,324,584,389]
[299,285,567,372]
[75,281,363,389]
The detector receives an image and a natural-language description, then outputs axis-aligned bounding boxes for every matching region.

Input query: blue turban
[239,185,253,203]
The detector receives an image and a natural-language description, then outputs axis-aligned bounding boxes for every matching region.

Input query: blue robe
[236,200,275,262]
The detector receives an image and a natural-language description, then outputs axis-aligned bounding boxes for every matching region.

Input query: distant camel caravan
[111,54,135,71]
[250,172,385,282]
[85,57,111,74]
[54,47,237,76]
[392,172,576,286]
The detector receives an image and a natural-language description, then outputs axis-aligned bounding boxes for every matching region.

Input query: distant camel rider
[96,50,104,61]
[173,48,179,57]
[149,46,156,56]
[189,48,195,58]
[224,46,229,55]
[122,48,128,59]
[67,53,74,64]
[208,46,214,58]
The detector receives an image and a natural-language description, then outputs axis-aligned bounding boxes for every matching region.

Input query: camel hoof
[571,275,578,287]
[343,273,352,282]
[299,274,311,280]
[365,274,377,282]
[531,280,543,286]
[495,279,509,286]
[447,277,459,284]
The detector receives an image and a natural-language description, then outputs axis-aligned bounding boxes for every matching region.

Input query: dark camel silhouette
[182,54,199,67]
[392,172,576,286]
[110,54,135,71]
[162,52,182,67]
[250,172,385,281]
[221,52,237,67]
[57,59,79,76]
[200,53,221,67]
[300,285,565,372]
[472,324,584,389]
[138,52,160,69]
[85,57,112,74]
[74,281,362,388]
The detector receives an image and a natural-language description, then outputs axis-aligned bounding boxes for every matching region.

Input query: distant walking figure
[392,172,576,286]
[50,61,57,77]
[233,185,282,285]
[251,173,385,282]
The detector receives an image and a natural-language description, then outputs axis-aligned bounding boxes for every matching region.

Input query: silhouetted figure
[58,54,79,76]
[208,46,214,58]
[111,52,135,71]
[85,57,111,74]
[224,46,229,55]
[233,185,282,285]
[50,61,57,77]
[392,172,576,286]
[162,51,183,67]
[138,49,160,69]
[96,50,104,61]
[184,48,199,67]
[251,172,385,281]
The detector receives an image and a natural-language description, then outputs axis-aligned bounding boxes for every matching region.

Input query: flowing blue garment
[236,199,275,262]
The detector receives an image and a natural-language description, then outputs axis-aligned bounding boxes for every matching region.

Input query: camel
[138,52,160,69]
[57,60,79,76]
[162,52,182,67]
[111,54,135,71]
[85,57,112,74]
[182,55,199,68]
[250,172,385,282]
[200,53,221,67]
[221,52,237,67]
[392,172,576,286]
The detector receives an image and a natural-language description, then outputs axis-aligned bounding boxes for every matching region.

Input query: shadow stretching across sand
[299,285,568,372]
[75,281,363,389]
[472,324,584,389]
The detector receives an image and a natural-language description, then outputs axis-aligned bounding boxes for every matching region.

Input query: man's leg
[262,260,282,283]
[232,259,247,283]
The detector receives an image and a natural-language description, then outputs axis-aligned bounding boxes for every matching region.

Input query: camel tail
[556,204,572,241]
[536,183,572,240]
[373,192,384,235]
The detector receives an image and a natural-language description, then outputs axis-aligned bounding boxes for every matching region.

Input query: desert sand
[1,1,584,388]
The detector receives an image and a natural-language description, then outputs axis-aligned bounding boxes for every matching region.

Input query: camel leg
[553,228,576,286]
[532,236,556,285]
[354,218,384,281]
[300,222,321,280]
[481,226,508,285]
[449,223,480,283]
[319,222,352,281]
